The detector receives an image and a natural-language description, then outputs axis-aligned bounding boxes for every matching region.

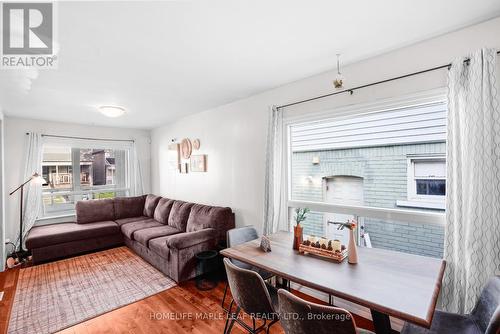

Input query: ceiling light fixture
[98,105,126,118]
[333,53,344,89]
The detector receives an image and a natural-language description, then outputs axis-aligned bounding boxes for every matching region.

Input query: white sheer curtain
[442,48,500,314]
[19,132,44,247]
[129,141,144,196]
[263,106,287,235]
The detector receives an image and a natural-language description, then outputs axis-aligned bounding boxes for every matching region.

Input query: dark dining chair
[222,226,274,311]
[223,258,280,334]
[277,288,374,334]
[401,275,500,334]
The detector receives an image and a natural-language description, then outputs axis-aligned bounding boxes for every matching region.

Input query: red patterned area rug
[8,247,176,334]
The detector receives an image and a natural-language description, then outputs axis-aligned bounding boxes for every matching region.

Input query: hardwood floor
[0,266,376,334]
[0,268,19,334]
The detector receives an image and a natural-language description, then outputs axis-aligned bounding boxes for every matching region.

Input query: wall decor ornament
[168,143,181,172]
[190,154,207,172]
[192,139,201,150]
[180,162,189,174]
[180,138,192,159]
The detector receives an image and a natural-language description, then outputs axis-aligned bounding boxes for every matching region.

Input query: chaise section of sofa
[25,221,123,264]
[25,194,235,282]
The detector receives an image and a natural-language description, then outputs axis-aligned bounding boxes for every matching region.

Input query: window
[42,144,131,217]
[397,157,446,210]
[286,92,447,258]
[411,157,446,197]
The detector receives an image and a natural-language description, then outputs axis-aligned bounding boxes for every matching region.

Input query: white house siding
[291,102,447,152]
[291,142,445,258]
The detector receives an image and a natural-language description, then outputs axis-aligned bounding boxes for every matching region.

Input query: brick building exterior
[291,142,446,258]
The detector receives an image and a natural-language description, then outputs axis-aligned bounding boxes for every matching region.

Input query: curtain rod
[25,133,135,143]
[277,50,500,110]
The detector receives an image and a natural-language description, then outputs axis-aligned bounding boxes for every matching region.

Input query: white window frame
[396,155,446,210]
[283,89,447,230]
[40,139,134,219]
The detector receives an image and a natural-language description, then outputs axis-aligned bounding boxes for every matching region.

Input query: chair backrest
[278,289,358,334]
[227,226,259,269]
[223,258,275,318]
[471,275,500,334]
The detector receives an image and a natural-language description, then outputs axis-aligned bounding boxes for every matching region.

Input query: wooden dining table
[220,232,446,334]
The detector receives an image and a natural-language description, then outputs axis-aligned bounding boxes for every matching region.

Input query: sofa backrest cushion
[153,197,175,224]
[114,195,146,219]
[168,201,194,231]
[186,204,234,242]
[76,199,115,224]
[143,194,161,217]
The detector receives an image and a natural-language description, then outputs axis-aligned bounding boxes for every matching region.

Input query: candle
[332,239,341,252]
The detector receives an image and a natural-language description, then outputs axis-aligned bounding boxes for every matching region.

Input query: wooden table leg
[370,309,393,334]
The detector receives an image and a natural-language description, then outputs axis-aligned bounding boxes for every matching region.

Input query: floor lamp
[9,172,46,261]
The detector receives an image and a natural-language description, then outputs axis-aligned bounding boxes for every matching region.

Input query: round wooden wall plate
[180,138,192,159]
[193,139,200,150]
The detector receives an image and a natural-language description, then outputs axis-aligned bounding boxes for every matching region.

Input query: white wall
[151,16,500,233]
[3,117,151,249]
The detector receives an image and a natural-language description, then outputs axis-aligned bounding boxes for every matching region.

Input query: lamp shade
[32,173,47,185]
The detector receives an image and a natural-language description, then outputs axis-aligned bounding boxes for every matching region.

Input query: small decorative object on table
[260,235,272,252]
[299,235,347,262]
[293,207,309,250]
[333,220,358,264]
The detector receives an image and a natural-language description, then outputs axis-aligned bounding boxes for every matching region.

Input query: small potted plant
[333,220,358,264]
[293,208,309,250]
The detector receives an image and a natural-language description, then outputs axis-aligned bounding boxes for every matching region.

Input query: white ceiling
[1,0,500,129]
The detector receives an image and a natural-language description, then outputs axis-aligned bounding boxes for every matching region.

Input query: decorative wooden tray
[298,244,348,263]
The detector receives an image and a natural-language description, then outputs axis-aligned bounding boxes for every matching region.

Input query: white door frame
[322,176,363,245]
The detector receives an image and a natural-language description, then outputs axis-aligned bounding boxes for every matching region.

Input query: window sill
[396,200,445,211]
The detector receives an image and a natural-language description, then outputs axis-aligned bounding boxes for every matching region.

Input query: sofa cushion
[143,194,161,217]
[153,198,175,224]
[76,199,115,224]
[133,225,182,247]
[114,195,146,219]
[115,216,149,226]
[148,236,172,259]
[120,218,162,239]
[186,204,234,243]
[166,228,217,249]
[168,201,194,231]
[26,221,119,249]
[187,204,233,233]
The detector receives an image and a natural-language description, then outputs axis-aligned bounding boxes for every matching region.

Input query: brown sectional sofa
[25,195,235,282]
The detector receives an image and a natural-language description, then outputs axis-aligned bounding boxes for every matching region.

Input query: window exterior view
[289,99,447,258]
[42,147,128,216]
